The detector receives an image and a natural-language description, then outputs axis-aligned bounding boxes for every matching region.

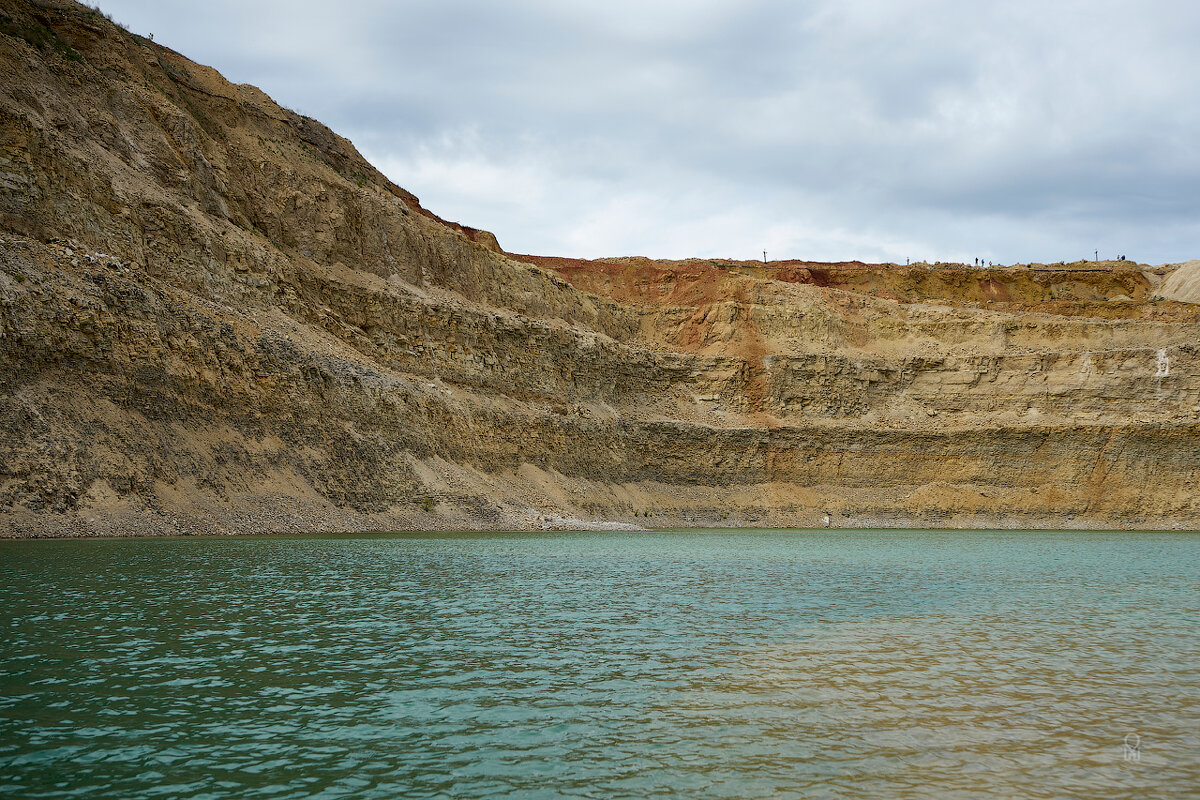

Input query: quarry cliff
[3,0,1199,536]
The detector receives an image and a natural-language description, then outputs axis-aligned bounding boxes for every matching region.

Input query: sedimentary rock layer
[2,0,1198,535]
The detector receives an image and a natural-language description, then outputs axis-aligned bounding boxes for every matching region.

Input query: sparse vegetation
[80,3,116,25]
[421,497,434,512]
[0,13,83,62]
[80,3,130,33]
[160,58,191,82]
[297,142,327,167]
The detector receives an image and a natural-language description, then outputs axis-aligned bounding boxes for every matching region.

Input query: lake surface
[1,530,1197,799]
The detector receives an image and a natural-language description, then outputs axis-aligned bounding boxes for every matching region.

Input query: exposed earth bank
[3,0,1199,536]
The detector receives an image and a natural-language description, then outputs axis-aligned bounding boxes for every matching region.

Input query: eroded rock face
[2,0,1199,536]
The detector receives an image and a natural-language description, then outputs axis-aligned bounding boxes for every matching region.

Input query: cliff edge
[3,0,1199,536]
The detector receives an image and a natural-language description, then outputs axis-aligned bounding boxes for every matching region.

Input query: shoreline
[4,506,1196,539]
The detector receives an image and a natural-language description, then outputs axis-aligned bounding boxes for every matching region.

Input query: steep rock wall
[1,0,1198,535]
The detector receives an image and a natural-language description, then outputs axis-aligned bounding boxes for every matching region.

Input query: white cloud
[96,0,1200,263]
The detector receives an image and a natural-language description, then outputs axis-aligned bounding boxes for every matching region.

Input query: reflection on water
[1,530,1197,798]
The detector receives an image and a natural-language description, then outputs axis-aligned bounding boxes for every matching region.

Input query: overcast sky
[96,0,1200,265]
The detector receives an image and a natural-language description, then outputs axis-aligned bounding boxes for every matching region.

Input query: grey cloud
[96,0,1200,263]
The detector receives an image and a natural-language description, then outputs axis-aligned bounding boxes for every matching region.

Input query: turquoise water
[1,530,1197,798]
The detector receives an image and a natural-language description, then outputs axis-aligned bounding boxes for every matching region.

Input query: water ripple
[1,530,1197,798]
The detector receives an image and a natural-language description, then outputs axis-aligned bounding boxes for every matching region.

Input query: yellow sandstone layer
[2,0,1198,535]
